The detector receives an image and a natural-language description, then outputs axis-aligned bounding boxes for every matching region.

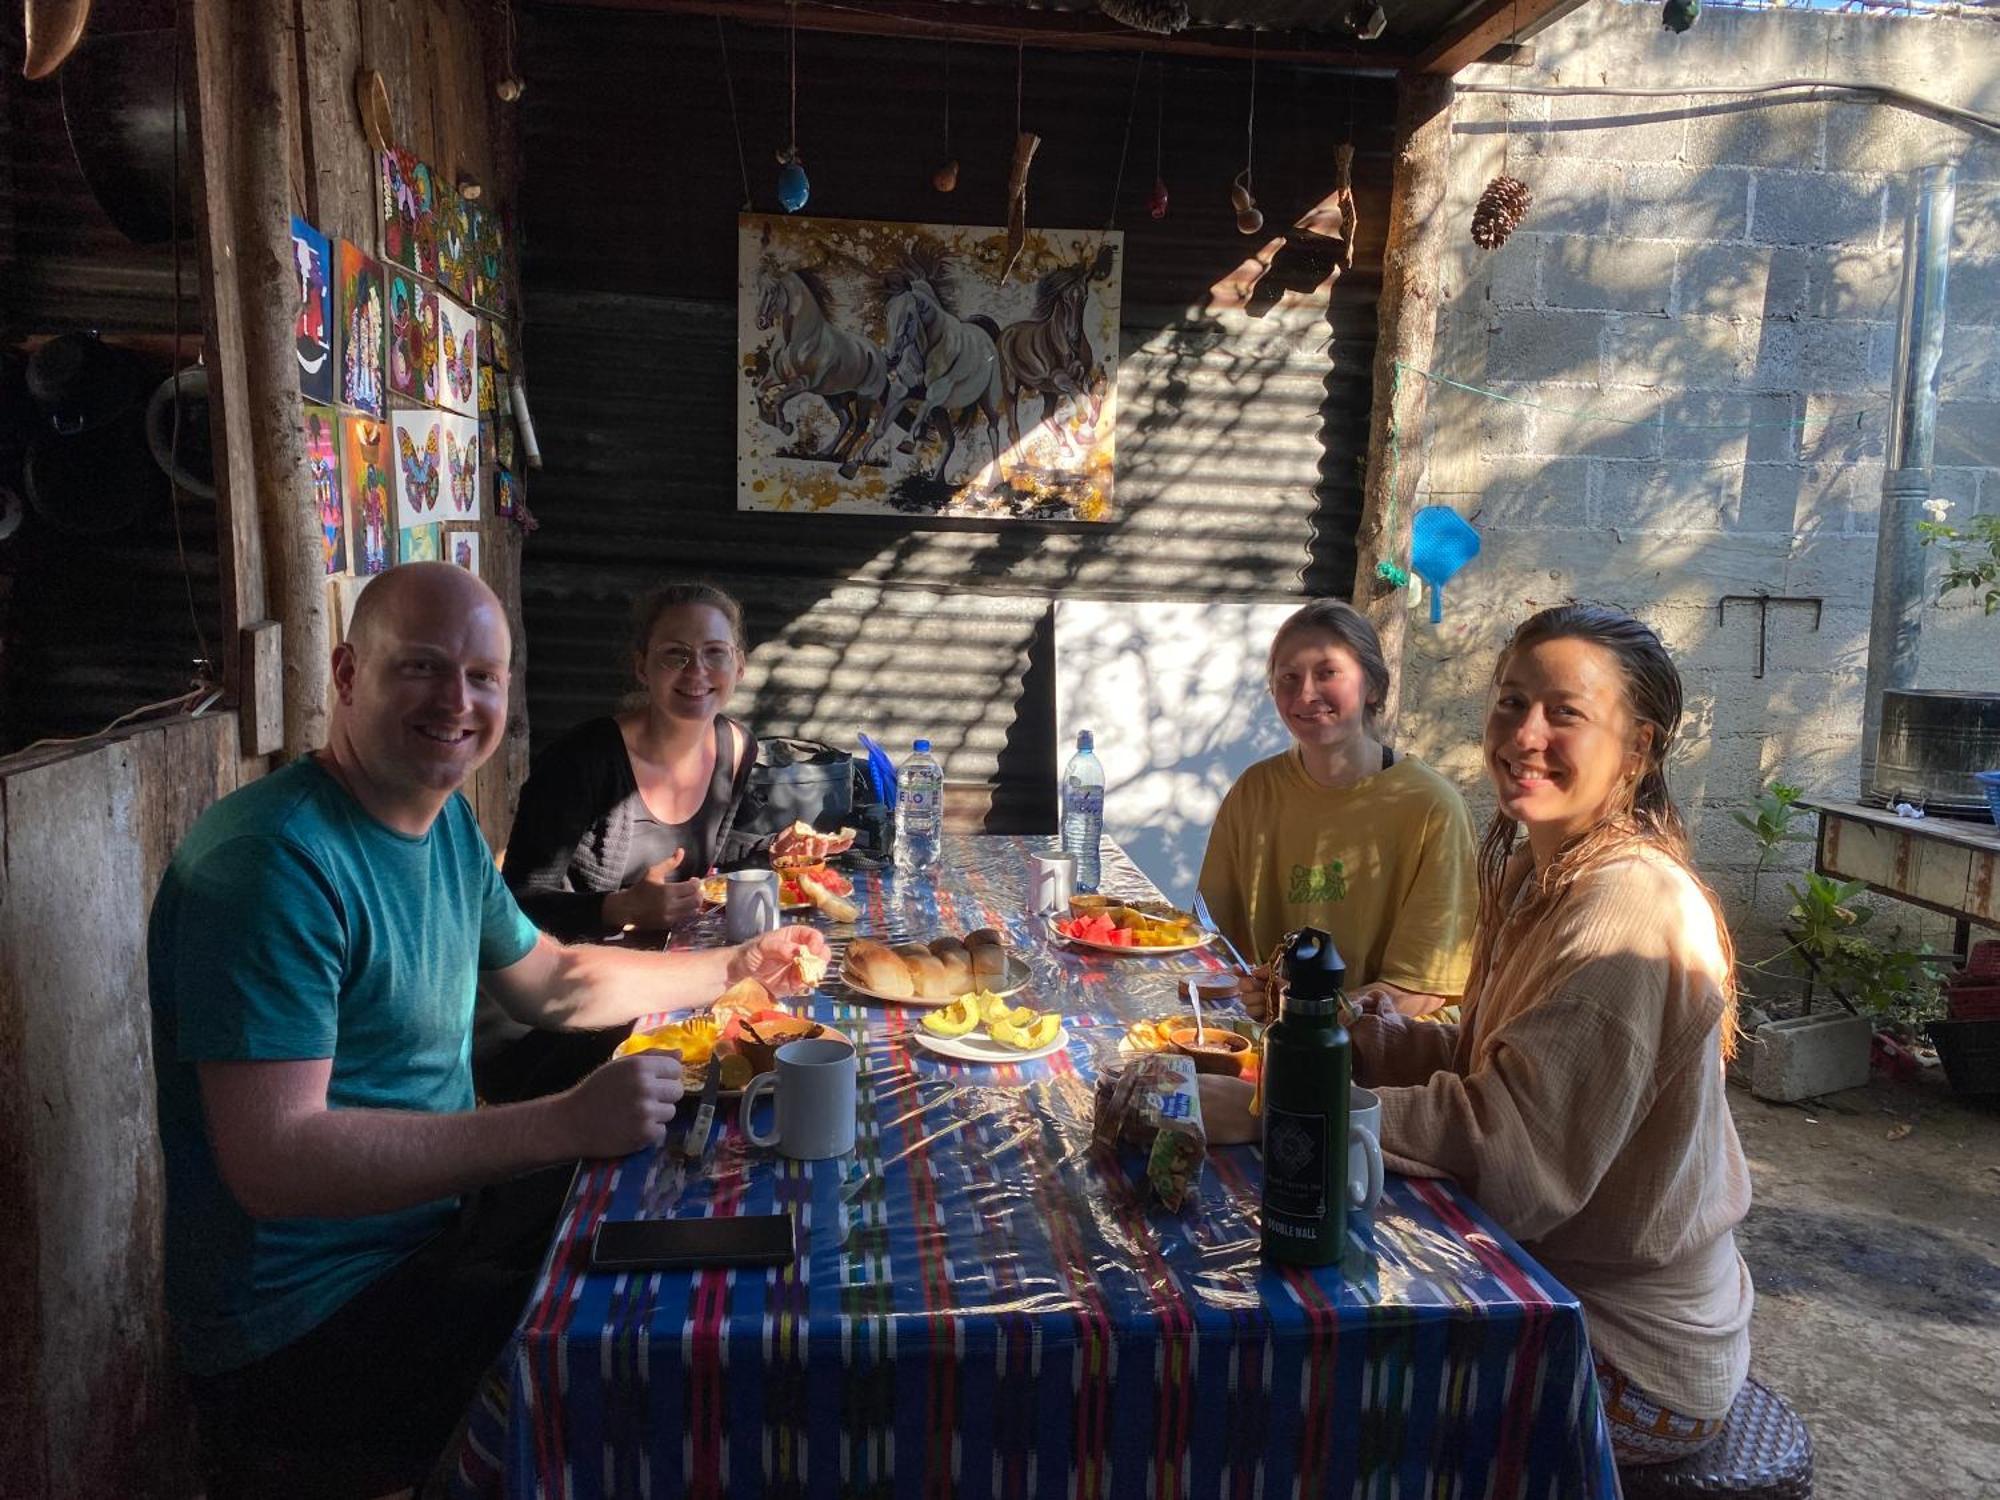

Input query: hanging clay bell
[1230,175,1255,214]
[777,151,810,213]
[1149,178,1169,220]
[932,159,959,193]
[1236,206,1265,235]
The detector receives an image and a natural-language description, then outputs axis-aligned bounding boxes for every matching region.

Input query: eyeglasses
[652,643,739,674]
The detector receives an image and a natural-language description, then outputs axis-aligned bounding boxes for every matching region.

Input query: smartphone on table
[590,1213,798,1273]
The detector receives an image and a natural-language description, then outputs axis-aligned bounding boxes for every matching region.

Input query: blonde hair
[1470,604,1740,1057]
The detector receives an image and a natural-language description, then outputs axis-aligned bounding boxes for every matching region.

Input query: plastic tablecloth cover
[449,835,1619,1500]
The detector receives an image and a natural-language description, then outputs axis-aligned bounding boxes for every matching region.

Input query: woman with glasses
[476,581,761,1101]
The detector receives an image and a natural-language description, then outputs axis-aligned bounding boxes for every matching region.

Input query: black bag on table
[724,737,893,868]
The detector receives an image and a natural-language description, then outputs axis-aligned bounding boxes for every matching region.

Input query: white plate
[1046,916,1215,957]
[910,1022,1070,1065]
[841,950,1031,1007]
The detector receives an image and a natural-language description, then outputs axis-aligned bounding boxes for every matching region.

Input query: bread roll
[845,938,914,998]
[935,952,973,995]
[964,927,1005,950]
[928,936,970,963]
[971,943,1008,983]
[906,952,954,999]
[892,942,933,962]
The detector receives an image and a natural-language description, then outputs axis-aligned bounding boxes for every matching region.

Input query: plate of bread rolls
[841,929,1030,1006]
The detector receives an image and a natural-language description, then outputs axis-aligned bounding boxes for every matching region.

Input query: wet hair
[1265,598,1392,725]
[629,581,747,661]
[1473,603,1739,1052]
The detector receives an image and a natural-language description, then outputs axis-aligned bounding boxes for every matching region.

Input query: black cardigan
[502,714,758,939]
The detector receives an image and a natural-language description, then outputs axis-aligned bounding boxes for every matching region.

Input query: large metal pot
[1867,689,2000,817]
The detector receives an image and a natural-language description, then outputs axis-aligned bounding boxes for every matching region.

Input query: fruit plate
[841,951,1031,1007]
[1047,916,1215,957]
[910,1022,1070,1065]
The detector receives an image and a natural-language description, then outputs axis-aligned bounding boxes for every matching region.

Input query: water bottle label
[1261,1107,1328,1221]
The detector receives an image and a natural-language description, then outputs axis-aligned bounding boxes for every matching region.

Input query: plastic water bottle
[1061,730,1105,892]
[894,739,944,876]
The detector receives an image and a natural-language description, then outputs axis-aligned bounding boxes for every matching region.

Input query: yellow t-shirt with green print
[1196,749,1477,997]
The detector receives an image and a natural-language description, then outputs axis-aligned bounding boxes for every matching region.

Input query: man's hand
[1238,963,1277,1020]
[1198,1074,1260,1146]
[1351,981,1451,1018]
[554,1052,685,1158]
[602,850,701,932]
[726,925,831,997]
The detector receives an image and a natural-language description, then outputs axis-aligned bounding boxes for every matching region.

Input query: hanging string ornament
[1100,0,1191,34]
[1232,36,1261,235]
[932,41,958,193]
[776,4,810,212]
[1000,44,1040,281]
[1148,60,1169,219]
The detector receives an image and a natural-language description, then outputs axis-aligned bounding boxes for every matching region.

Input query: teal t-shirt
[148,756,540,1375]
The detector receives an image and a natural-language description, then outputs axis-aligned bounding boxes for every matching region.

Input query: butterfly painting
[436,292,478,417]
[471,202,507,315]
[449,528,481,578]
[337,241,386,416]
[379,148,436,277]
[303,402,342,573]
[292,218,334,404]
[400,521,441,562]
[387,272,437,404]
[442,413,481,519]
[340,415,393,574]
[391,410,443,528]
[437,188,474,301]
[486,319,512,373]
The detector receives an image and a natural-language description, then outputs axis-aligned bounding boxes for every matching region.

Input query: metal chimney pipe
[1861,163,1956,802]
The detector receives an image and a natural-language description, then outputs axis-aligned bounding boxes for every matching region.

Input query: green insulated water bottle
[1260,927,1353,1266]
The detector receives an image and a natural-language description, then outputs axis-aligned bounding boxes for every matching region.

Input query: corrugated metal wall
[0,4,222,753]
[516,8,1392,829]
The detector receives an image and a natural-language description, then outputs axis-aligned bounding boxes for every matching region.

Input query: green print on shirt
[1289,860,1349,904]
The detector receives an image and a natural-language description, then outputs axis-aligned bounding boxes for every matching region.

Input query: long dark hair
[1472,604,1739,1052]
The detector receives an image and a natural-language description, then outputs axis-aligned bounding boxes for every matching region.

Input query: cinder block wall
[1399,1,1999,968]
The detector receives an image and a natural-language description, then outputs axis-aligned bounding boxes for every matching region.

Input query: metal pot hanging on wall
[58,26,193,245]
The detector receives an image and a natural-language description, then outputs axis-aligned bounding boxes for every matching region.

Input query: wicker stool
[1619,1378,1814,1499]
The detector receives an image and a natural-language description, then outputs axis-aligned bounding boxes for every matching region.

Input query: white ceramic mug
[741,1036,858,1161]
[724,869,781,942]
[1348,1085,1386,1214]
[1028,852,1076,916]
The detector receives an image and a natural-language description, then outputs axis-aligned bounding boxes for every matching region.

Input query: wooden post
[192,0,329,758]
[1350,72,1455,737]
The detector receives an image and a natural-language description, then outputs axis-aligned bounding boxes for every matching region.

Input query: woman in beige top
[1354,603,1755,1466]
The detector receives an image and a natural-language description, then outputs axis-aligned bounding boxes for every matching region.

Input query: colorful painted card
[495,419,517,472]
[495,467,519,519]
[387,271,437,404]
[440,411,481,521]
[478,362,497,418]
[292,217,334,404]
[379,148,436,277]
[303,402,342,574]
[448,527,481,577]
[486,320,512,372]
[437,187,474,302]
[391,408,444,527]
[436,292,479,417]
[400,521,441,562]
[336,241,387,416]
[471,203,507,315]
[340,415,394,575]
[736,213,1122,521]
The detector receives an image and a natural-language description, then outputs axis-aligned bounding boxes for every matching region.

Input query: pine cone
[1471,175,1533,250]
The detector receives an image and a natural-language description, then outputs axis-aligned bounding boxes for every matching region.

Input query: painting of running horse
[737,213,1121,521]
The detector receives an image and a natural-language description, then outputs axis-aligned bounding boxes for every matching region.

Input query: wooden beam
[1350,71,1453,735]
[540,0,1413,70]
[1410,0,1591,77]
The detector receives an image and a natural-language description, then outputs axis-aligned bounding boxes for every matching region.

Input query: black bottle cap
[1280,926,1347,1016]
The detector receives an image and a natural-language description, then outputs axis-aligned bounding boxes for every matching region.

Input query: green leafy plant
[1778,872,1942,1033]
[1731,780,1808,899]
[1917,512,2000,616]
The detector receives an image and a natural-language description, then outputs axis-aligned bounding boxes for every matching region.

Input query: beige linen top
[1369,843,1754,1420]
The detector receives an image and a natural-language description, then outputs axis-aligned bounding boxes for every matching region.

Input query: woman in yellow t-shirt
[1196,598,1476,1017]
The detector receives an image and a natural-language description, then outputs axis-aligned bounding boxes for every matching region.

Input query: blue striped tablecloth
[449,834,1618,1500]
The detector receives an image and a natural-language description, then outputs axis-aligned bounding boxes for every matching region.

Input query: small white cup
[741,1036,858,1161]
[1347,1085,1386,1214]
[1028,852,1076,916]
[724,869,780,942]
